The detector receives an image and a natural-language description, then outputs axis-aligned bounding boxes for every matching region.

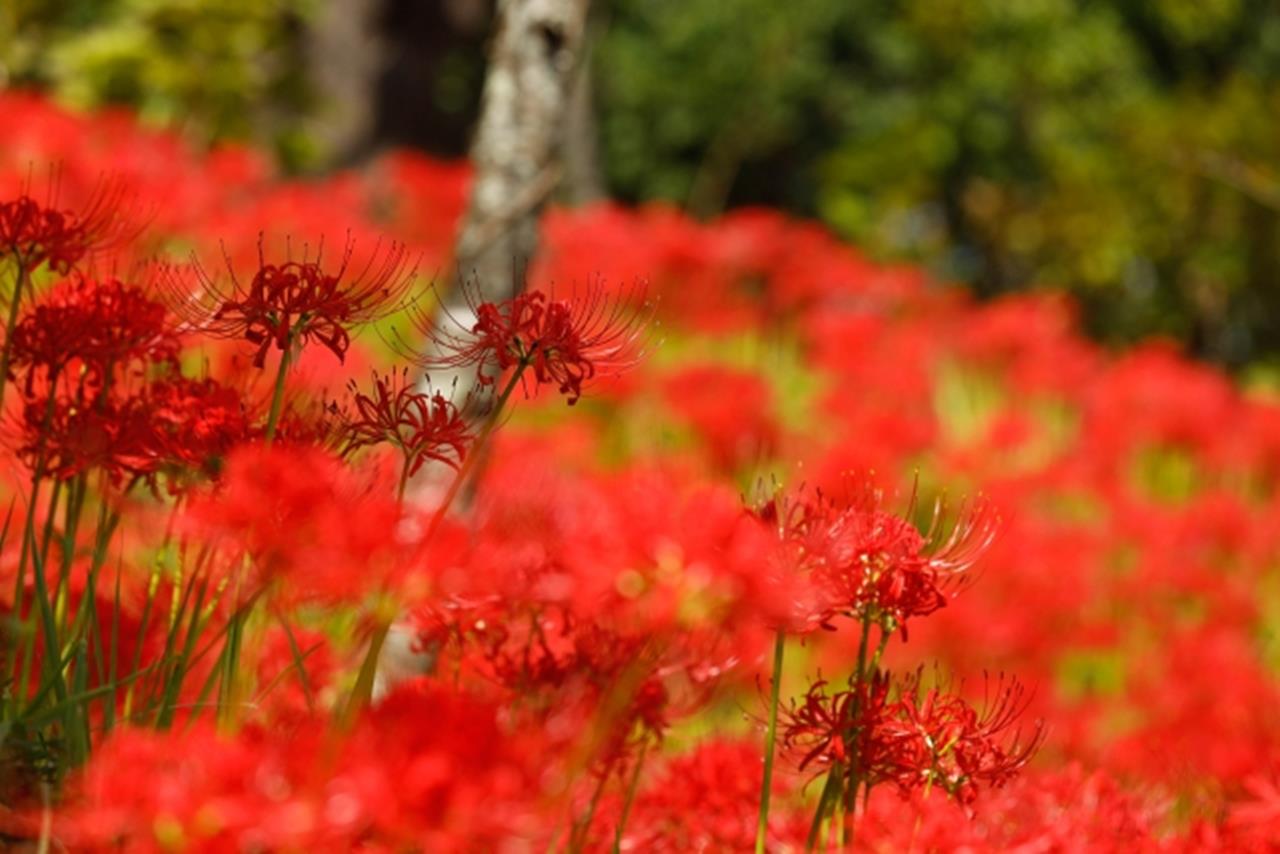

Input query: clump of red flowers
[340,368,470,491]
[0,178,134,273]
[411,279,649,404]
[162,236,417,367]
[783,670,1043,806]
[12,91,1280,851]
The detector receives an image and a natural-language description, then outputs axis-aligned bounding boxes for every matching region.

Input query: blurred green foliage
[596,0,1280,365]
[1,0,316,168]
[10,0,1280,363]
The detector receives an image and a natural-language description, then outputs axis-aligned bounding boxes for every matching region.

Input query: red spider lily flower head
[763,475,999,635]
[340,368,471,476]
[15,387,158,487]
[147,376,252,485]
[0,176,138,273]
[879,670,1045,805]
[56,682,550,850]
[407,278,651,404]
[746,483,838,633]
[608,739,809,851]
[782,669,1042,806]
[8,275,179,392]
[183,444,414,604]
[782,671,894,775]
[160,234,418,368]
[258,394,348,451]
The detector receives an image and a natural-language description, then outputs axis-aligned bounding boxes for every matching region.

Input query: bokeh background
[10,0,1280,368]
[7,4,1280,846]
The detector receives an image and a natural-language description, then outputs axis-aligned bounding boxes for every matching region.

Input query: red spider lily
[340,368,471,476]
[7,276,179,392]
[412,599,723,773]
[55,680,549,852]
[608,739,809,852]
[147,376,251,482]
[183,444,414,604]
[879,671,1045,804]
[16,388,158,486]
[759,478,999,634]
[160,236,418,368]
[263,396,349,450]
[783,670,1043,806]
[0,178,136,273]
[782,672,893,775]
[408,279,649,404]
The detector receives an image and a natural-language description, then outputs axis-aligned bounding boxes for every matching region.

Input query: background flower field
[1,90,1279,850]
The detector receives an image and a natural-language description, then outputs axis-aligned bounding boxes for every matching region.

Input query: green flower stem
[338,621,391,730]
[263,334,295,445]
[805,760,843,852]
[0,257,29,407]
[424,364,526,541]
[756,630,787,854]
[613,738,650,854]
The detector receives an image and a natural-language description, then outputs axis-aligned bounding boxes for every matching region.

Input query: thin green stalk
[756,630,786,854]
[103,561,122,734]
[839,616,874,845]
[396,458,413,505]
[613,739,650,854]
[263,334,294,444]
[36,780,51,854]
[155,579,210,729]
[172,591,267,730]
[121,567,161,720]
[0,258,28,405]
[569,760,614,852]
[54,475,89,637]
[338,622,390,730]
[275,610,315,712]
[425,365,526,541]
[806,761,843,852]
[12,371,62,711]
[218,606,246,726]
[36,479,62,580]
[21,475,61,679]
[67,638,89,767]
[27,490,68,711]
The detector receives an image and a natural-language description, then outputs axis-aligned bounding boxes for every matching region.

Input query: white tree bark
[453,0,593,297]
[383,0,594,696]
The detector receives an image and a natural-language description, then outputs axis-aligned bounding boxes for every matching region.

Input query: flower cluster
[340,369,470,478]
[411,279,649,404]
[755,480,998,636]
[784,671,1043,805]
[0,91,1276,851]
[162,237,417,367]
[0,179,133,273]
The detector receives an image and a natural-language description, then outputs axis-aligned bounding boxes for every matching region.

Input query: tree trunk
[453,0,593,298]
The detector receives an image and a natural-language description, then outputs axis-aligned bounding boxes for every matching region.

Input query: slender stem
[263,335,294,444]
[840,616,874,844]
[218,606,246,727]
[0,257,29,406]
[806,761,843,852]
[396,458,413,505]
[104,559,122,735]
[613,739,650,854]
[36,780,52,854]
[424,365,525,540]
[275,609,316,712]
[338,621,391,730]
[756,630,786,854]
[570,760,614,852]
